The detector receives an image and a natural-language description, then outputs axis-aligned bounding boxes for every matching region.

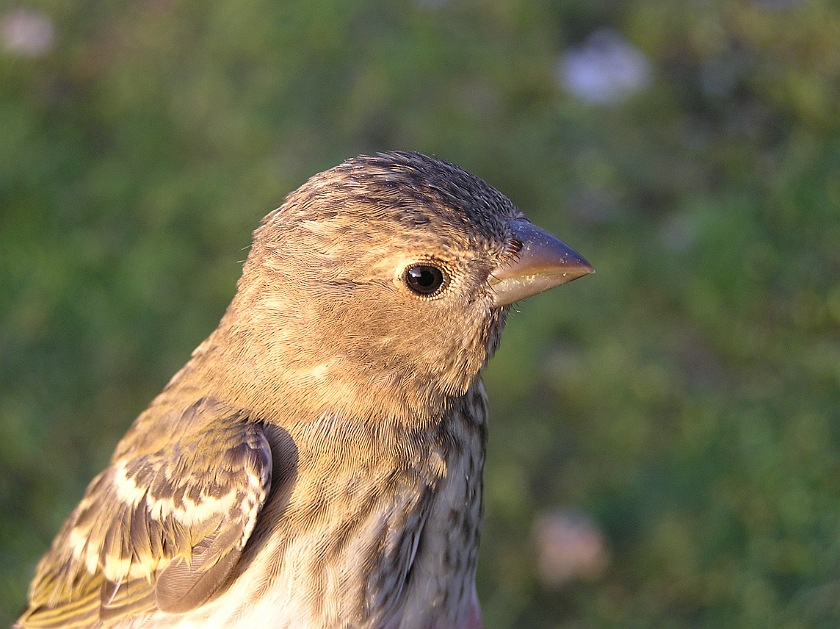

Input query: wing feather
[18,398,273,628]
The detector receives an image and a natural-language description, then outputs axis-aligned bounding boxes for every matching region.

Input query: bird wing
[19,398,272,628]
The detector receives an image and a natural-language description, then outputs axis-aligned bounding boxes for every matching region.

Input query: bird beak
[490,219,594,307]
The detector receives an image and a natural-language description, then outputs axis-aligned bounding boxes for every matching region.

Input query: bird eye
[404,264,446,296]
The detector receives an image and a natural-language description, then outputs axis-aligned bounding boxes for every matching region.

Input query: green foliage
[2,0,839,626]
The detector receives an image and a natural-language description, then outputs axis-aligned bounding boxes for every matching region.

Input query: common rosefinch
[17,152,592,629]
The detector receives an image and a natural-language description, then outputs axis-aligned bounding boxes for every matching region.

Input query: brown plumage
[17,152,592,629]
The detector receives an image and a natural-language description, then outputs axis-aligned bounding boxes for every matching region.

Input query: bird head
[202,152,592,425]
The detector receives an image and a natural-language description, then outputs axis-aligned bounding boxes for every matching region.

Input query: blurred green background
[2,0,840,626]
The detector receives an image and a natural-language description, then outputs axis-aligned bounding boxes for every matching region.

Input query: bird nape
[17,152,592,629]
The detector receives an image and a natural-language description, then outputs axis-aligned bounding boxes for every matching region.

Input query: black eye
[405,264,446,296]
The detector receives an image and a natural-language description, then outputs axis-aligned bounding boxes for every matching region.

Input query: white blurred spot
[557,29,652,105]
[1,8,54,58]
[534,510,609,588]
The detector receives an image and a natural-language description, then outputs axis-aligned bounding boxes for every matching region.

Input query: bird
[16,151,593,629]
